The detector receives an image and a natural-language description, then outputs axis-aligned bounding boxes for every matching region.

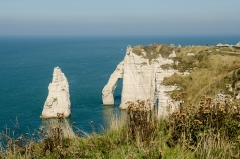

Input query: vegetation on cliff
[132,44,173,61]
[132,43,240,104]
[162,45,240,103]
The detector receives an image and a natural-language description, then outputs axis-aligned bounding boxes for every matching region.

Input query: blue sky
[0,0,240,36]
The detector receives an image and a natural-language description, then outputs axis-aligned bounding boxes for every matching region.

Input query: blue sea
[0,35,239,135]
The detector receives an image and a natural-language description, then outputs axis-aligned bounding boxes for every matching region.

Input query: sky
[0,0,240,36]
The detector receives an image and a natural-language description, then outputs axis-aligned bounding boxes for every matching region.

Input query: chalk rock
[154,68,177,117]
[102,62,124,105]
[41,67,71,118]
[169,51,176,58]
[102,45,177,117]
[213,93,232,105]
[187,53,195,56]
[120,46,152,109]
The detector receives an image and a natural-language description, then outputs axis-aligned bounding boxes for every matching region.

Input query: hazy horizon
[1,0,240,36]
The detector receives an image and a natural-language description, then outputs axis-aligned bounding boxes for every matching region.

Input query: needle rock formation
[41,67,71,118]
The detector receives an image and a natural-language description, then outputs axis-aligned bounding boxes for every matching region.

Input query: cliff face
[41,67,71,118]
[102,45,177,117]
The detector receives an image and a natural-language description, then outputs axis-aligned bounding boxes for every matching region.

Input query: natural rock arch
[102,62,124,105]
[102,45,178,117]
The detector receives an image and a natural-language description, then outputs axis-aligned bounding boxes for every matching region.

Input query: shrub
[169,94,240,148]
[126,99,157,144]
[158,45,172,58]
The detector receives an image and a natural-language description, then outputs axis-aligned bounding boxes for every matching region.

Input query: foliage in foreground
[1,97,240,159]
[168,93,240,158]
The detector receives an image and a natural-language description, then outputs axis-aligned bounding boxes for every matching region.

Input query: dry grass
[163,48,240,102]
[126,99,157,143]
[132,44,172,62]
[168,93,240,158]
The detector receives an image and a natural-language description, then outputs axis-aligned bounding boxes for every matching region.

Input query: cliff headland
[103,43,240,117]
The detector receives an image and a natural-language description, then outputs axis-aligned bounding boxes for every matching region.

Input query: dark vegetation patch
[132,44,172,62]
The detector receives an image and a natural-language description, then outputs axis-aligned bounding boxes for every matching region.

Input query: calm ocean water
[0,35,239,134]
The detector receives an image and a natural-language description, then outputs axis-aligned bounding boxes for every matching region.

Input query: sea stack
[41,67,71,118]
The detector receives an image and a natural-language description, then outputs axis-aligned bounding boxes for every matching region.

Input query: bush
[169,94,240,147]
[126,99,157,143]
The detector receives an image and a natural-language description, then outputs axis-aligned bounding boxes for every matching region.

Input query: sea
[0,35,239,136]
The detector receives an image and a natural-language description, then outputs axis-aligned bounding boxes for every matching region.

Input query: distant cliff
[102,45,178,117]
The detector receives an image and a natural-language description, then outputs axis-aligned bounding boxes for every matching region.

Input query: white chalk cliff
[41,67,71,118]
[102,45,177,117]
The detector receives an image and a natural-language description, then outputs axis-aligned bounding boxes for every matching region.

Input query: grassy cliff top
[132,44,240,60]
[131,44,240,103]
[132,44,173,60]
[156,44,240,103]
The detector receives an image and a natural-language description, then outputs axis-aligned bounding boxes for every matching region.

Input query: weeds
[127,99,157,144]
[0,113,75,159]
[39,113,73,158]
[168,93,240,158]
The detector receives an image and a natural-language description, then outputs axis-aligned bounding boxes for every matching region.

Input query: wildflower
[39,126,45,130]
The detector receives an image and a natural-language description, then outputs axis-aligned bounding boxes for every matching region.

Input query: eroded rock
[102,45,177,117]
[102,62,124,105]
[41,67,71,118]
